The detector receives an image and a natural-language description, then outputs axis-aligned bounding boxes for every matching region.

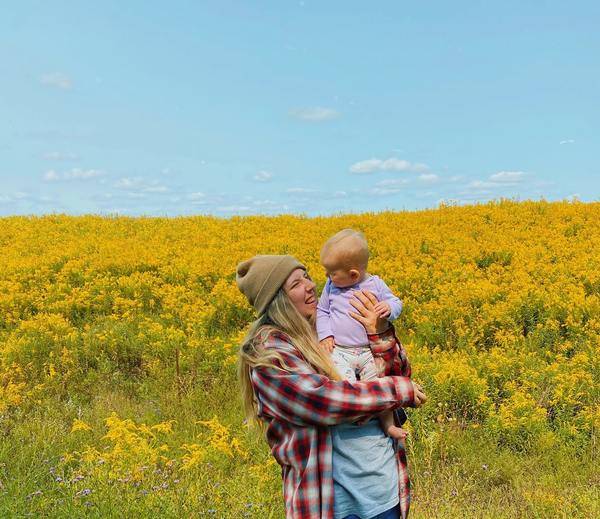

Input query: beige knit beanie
[236,255,306,315]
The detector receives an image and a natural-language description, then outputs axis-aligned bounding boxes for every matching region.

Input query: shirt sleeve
[375,276,403,321]
[368,327,412,377]
[316,278,334,341]
[251,335,415,427]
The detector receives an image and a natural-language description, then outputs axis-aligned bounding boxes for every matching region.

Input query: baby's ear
[349,269,360,281]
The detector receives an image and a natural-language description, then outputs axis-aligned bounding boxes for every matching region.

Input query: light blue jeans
[343,503,400,519]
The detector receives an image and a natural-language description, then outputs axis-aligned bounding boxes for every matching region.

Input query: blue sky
[1,1,598,216]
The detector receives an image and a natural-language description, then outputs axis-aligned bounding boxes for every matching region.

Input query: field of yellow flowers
[0,200,598,518]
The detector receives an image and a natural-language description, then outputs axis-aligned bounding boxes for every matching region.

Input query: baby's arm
[317,279,335,351]
[374,277,403,321]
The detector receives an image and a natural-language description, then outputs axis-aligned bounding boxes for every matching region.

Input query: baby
[317,229,407,440]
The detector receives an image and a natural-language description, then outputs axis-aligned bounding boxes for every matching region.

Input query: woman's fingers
[414,391,426,407]
[348,297,366,314]
[351,289,374,310]
[361,289,379,306]
[348,311,366,325]
[411,381,427,407]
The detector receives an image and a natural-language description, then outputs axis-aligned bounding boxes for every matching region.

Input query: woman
[236,255,426,519]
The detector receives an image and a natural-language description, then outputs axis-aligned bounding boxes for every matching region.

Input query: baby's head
[320,229,369,288]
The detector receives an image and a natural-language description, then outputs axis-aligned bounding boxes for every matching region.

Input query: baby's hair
[320,229,369,270]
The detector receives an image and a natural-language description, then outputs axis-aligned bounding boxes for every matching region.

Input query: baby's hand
[319,336,335,353]
[374,301,391,318]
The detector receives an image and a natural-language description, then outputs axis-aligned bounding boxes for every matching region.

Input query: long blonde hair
[238,288,341,429]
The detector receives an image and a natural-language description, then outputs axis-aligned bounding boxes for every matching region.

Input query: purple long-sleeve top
[316,274,403,347]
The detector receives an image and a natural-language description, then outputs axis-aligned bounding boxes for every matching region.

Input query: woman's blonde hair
[238,287,341,430]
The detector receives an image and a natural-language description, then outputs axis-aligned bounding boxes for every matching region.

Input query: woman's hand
[411,381,427,407]
[348,289,389,334]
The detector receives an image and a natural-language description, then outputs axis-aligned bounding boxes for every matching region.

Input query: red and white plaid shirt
[251,328,415,518]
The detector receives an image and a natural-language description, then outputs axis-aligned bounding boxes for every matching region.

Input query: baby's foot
[386,425,408,441]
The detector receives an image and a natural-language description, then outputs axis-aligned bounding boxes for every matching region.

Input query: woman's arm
[368,327,411,377]
[349,289,411,377]
[251,336,416,427]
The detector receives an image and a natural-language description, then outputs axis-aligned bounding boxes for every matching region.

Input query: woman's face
[283,268,317,319]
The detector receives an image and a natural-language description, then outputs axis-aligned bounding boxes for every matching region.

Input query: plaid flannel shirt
[251,327,414,519]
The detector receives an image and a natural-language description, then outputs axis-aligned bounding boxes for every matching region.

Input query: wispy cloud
[40,72,72,90]
[369,187,402,196]
[286,187,316,194]
[43,168,103,181]
[376,178,410,187]
[349,157,429,174]
[457,171,529,199]
[216,205,253,213]
[419,173,439,183]
[559,139,575,145]
[290,107,340,121]
[488,171,526,184]
[42,151,79,161]
[113,177,169,193]
[0,191,31,203]
[369,178,410,196]
[0,191,58,215]
[253,170,273,182]
[186,192,206,201]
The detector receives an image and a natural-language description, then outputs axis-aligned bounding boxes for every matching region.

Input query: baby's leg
[380,410,408,441]
[358,348,408,440]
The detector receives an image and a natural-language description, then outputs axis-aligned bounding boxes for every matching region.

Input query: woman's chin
[304,304,317,320]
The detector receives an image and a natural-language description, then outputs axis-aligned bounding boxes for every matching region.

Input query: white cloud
[113,177,169,193]
[144,185,168,193]
[100,208,128,215]
[64,168,103,180]
[333,191,347,198]
[489,171,525,184]
[419,173,439,183]
[42,151,79,161]
[369,186,404,196]
[253,170,273,182]
[0,192,32,203]
[559,139,575,145]
[187,192,206,201]
[413,163,430,172]
[216,205,252,213]
[369,179,411,195]
[114,177,138,189]
[349,157,429,174]
[376,178,410,187]
[44,170,60,181]
[40,72,72,90]
[44,168,103,181]
[252,199,278,206]
[290,107,340,121]
[286,187,316,194]
[457,171,530,199]
[0,192,57,212]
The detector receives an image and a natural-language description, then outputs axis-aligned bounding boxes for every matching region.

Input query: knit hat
[236,255,306,315]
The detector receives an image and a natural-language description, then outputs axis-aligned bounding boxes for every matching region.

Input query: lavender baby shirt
[316,274,403,347]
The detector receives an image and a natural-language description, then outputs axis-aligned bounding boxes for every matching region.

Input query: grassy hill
[0,200,598,517]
